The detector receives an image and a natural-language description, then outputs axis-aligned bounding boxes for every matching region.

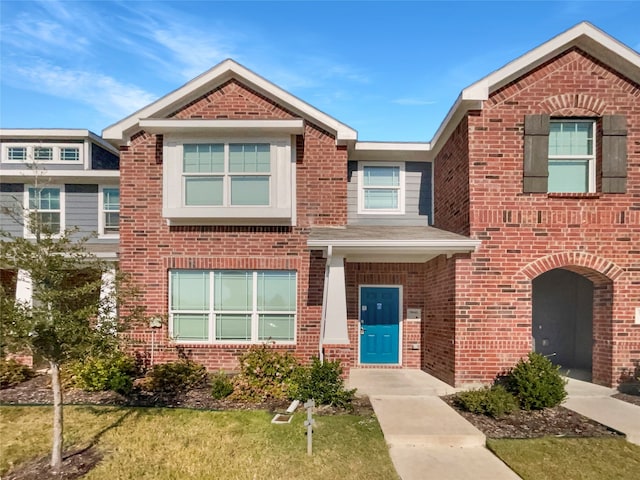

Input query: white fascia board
[139,119,304,135]
[0,129,119,155]
[308,238,481,250]
[0,170,119,182]
[355,142,431,151]
[103,59,357,144]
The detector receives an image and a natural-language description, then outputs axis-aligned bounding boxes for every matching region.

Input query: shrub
[290,357,356,407]
[231,344,299,402]
[504,352,567,410]
[0,358,35,389]
[70,352,139,394]
[454,385,518,418]
[210,371,234,399]
[145,360,208,393]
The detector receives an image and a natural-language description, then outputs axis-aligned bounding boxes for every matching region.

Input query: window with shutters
[523,114,627,194]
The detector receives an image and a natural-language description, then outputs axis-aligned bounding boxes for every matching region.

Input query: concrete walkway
[348,369,640,480]
[564,377,640,445]
[348,369,520,480]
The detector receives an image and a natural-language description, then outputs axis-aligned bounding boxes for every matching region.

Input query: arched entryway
[530,264,614,384]
[533,269,594,379]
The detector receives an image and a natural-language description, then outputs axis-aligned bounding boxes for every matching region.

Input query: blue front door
[360,287,400,364]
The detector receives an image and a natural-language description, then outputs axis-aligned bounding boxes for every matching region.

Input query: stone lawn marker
[304,399,315,456]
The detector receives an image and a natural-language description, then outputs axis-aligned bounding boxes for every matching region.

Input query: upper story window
[183,143,271,207]
[548,120,595,193]
[163,135,294,225]
[2,144,83,164]
[524,114,627,195]
[25,186,65,236]
[99,187,120,236]
[358,163,405,214]
[169,269,296,343]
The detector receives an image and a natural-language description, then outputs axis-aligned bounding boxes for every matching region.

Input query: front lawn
[487,437,640,480]
[0,406,399,479]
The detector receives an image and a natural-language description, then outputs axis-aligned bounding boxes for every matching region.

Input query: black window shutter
[602,115,627,193]
[523,114,550,193]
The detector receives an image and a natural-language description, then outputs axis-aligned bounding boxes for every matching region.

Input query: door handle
[360,327,365,335]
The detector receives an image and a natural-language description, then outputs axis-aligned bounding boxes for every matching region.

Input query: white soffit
[351,141,432,161]
[103,59,357,145]
[0,128,118,155]
[430,22,640,154]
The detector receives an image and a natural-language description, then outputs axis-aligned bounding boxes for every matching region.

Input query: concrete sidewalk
[564,377,640,445]
[348,369,520,480]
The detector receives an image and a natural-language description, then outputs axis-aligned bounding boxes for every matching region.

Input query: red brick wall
[119,80,347,371]
[448,48,640,386]
[422,254,457,385]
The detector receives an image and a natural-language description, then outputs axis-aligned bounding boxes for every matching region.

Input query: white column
[323,254,349,344]
[100,266,117,321]
[15,269,33,307]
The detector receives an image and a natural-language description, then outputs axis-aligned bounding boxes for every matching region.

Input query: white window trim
[98,185,120,238]
[169,270,297,345]
[23,185,66,238]
[357,162,406,215]
[548,119,596,193]
[163,134,294,225]
[2,143,84,165]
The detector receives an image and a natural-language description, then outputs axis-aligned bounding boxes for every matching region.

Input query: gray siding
[66,184,99,239]
[347,161,432,226]
[0,183,25,237]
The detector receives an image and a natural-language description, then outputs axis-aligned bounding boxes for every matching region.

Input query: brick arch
[518,251,623,283]
[540,94,607,116]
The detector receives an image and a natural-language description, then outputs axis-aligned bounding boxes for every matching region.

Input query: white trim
[355,142,430,151]
[98,185,120,239]
[357,162,406,215]
[162,134,294,225]
[0,129,119,155]
[23,184,65,238]
[103,59,356,144]
[358,285,403,366]
[139,119,304,135]
[547,119,596,194]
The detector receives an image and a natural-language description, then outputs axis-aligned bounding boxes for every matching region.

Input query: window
[163,135,294,225]
[26,186,64,235]
[2,144,83,164]
[169,270,296,343]
[100,187,120,236]
[547,120,595,193]
[7,147,27,161]
[523,114,627,194]
[358,163,405,213]
[183,143,271,207]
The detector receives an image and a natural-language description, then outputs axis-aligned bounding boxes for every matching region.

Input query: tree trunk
[50,361,63,472]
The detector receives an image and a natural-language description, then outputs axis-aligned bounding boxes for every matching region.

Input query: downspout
[319,245,332,363]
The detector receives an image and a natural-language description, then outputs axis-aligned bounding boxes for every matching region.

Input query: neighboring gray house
[0,129,120,304]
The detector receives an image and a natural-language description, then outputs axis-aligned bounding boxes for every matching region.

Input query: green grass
[488,437,640,480]
[0,406,399,479]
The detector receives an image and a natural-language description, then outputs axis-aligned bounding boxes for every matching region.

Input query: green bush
[70,352,138,394]
[290,358,355,407]
[0,358,35,389]
[210,371,234,399]
[454,385,518,418]
[145,360,208,393]
[504,352,567,410]
[231,344,299,402]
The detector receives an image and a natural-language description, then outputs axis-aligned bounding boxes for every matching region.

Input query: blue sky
[0,1,638,141]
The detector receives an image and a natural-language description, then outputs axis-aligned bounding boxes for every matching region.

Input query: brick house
[100,22,639,387]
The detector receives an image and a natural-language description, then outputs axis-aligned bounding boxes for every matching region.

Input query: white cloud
[392,98,436,106]
[8,61,157,119]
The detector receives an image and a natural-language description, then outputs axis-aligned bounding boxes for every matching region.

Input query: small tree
[0,221,143,472]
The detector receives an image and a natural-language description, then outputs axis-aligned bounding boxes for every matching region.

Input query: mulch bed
[441,394,625,439]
